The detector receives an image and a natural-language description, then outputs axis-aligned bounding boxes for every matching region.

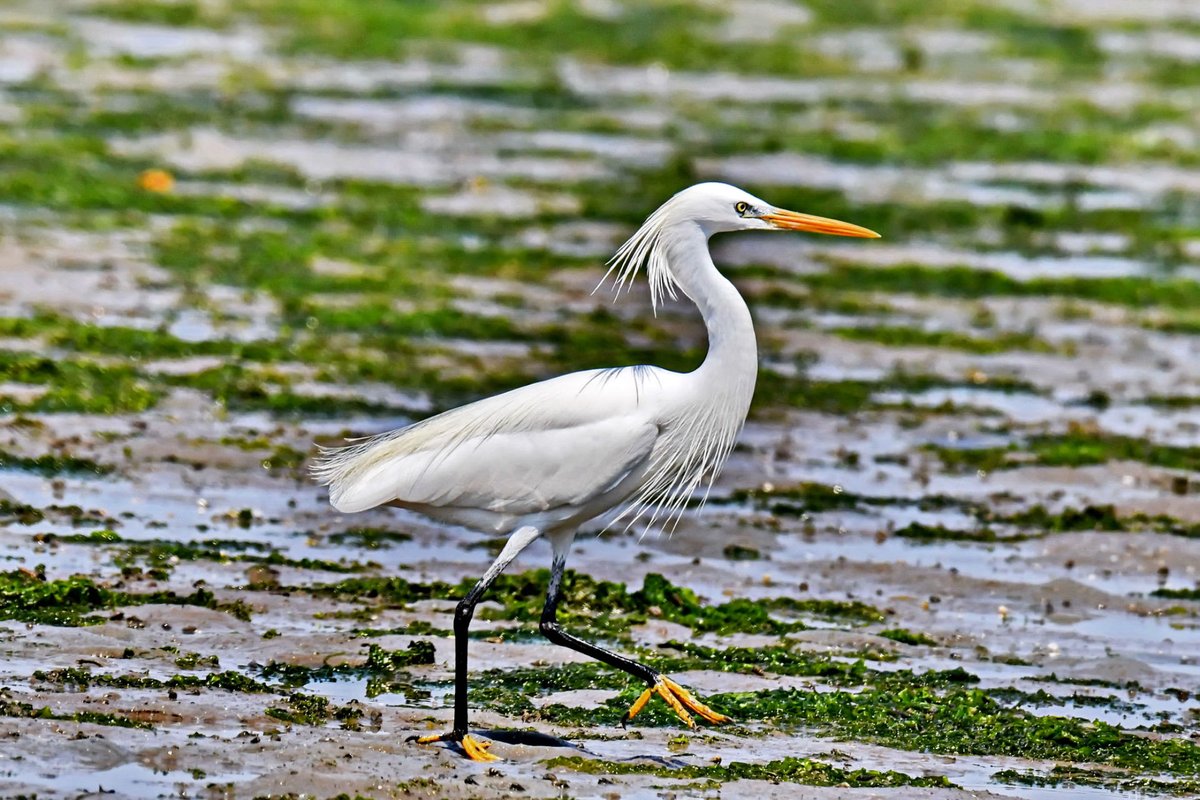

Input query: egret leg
[411,524,540,761]
[538,540,731,729]
[539,549,656,683]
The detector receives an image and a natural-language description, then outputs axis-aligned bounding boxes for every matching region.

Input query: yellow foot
[623,675,732,727]
[411,731,500,762]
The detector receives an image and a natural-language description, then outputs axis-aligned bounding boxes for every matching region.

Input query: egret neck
[661,222,758,401]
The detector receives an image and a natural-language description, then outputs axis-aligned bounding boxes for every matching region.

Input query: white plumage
[318,185,730,534]
[314,367,666,530]
[314,182,879,537]
[311,181,879,760]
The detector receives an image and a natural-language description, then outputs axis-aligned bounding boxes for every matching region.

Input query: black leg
[411,525,540,759]
[539,553,658,686]
[538,548,732,729]
[451,576,491,734]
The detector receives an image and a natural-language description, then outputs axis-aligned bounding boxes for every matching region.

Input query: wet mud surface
[2,1,1200,798]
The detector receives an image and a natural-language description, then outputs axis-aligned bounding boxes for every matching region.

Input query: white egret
[313,182,879,761]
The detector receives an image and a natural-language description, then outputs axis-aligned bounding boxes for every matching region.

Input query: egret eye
[734,201,749,215]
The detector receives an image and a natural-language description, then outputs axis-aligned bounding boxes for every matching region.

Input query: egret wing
[314,368,665,516]
[366,415,657,515]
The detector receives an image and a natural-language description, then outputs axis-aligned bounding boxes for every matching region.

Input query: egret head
[603,181,879,310]
[667,182,880,238]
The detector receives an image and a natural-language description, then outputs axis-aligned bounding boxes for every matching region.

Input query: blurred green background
[4,0,1200,421]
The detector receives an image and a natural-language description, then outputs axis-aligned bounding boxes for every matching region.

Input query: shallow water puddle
[27,760,259,797]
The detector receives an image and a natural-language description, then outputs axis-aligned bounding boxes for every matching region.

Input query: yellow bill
[762,209,880,238]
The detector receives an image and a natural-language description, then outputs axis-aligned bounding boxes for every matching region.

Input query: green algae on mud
[453,639,1171,777]
[1152,586,1200,602]
[32,659,397,728]
[0,312,291,361]
[543,754,955,790]
[326,527,414,549]
[464,645,890,717]
[265,692,366,728]
[756,370,1040,416]
[18,504,118,529]
[78,0,226,28]
[0,350,158,415]
[724,481,969,515]
[33,666,275,694]
[0,448,114,477]
[743,482,1200,542]
[0,568,253,626]
[894,522,1008,543]
[830,323,1063,355]
[161,364,429,419]
[0,698,156,730]
[986,503,1200,541]
[994,766,1200,798]
[928,431,1200,474]
[255,641,435,689]
[350,620,450,639]
[465,645,984,722]
[37,530,379,575]
[100,0,827,78]
[877,628,939,646]
[0,132,315,224]
[291,569,887,636]
[800,263,1200,310]
[540,684,1200,776]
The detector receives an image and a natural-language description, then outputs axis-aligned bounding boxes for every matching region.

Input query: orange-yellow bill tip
[761,209,880,238]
